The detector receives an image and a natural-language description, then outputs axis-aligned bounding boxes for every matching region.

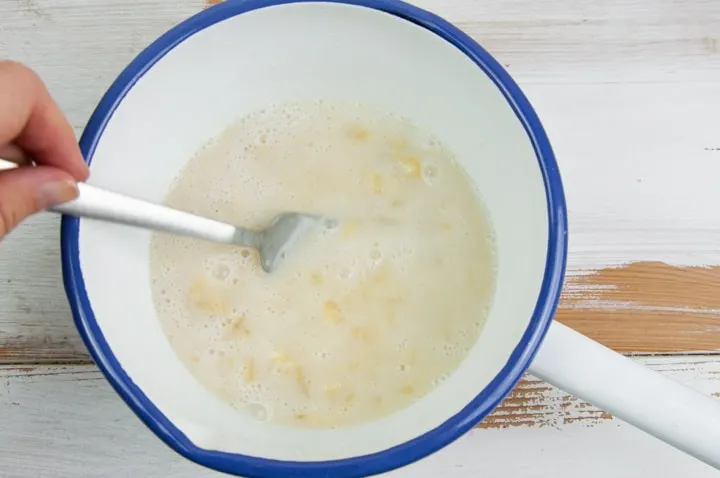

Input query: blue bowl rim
[61,0,568,476]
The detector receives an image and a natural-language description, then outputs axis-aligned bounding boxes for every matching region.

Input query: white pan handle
[529,321,720,469]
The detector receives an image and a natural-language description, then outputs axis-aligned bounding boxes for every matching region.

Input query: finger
[0,143,31,165]
[0,61,89,181]
[0,166,78,237]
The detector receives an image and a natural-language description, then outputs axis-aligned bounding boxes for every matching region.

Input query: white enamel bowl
[61,1,720,477]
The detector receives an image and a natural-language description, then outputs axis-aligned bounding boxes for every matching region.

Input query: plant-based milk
[150,101,496,428]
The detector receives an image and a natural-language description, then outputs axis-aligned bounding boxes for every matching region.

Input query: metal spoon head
[258,212,320,273]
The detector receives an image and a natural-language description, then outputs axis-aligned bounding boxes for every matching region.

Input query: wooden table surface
[1,0,720,476]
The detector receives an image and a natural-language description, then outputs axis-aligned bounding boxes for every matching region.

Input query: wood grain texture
[1,359,718,477]
[559,262,720,353]
[0,0,206,363]
[0,214,89,363]
[206,0,720,82]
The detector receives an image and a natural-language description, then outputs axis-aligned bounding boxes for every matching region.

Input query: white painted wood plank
[0,0,204,134]
[0,213,87,362]
[1,0,717,134]
[2,0,719,359]
[1,357,719,477]
[417,0,720,84]
[4,81,719,360]
[0,0,207,362]
[529,81,720,269]
[0,0,718,354]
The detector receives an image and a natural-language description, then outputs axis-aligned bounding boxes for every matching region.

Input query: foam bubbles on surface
[149,99,496,429]
[246,402,271,422]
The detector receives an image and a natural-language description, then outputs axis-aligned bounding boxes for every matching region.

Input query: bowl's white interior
[78,2,548,461]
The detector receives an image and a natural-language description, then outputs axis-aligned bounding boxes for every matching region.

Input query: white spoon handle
[0,158,259,246]
[58,182,250,244]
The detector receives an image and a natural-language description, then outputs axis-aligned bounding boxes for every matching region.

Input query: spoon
[0,158,320,273]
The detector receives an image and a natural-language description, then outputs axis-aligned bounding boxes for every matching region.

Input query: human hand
[0,61,89,238]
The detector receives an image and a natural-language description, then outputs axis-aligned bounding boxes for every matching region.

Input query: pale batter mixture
[150,100,496,428]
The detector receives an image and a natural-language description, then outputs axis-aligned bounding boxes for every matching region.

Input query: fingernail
[38,179,79,209]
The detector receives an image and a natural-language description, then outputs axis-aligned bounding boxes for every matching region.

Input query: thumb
[0,166,78,237]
